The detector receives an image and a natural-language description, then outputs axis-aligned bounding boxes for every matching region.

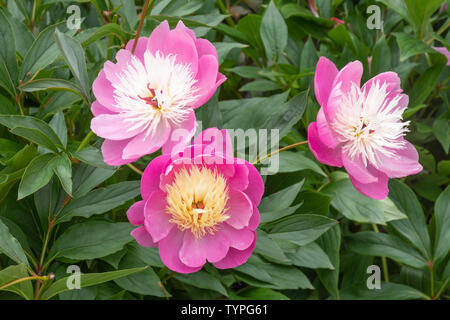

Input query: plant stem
[0,275,53,292]
[428,261,435,298]
[132,0,152,54]
[372,224,389,282]
[127,163,143,175]
[253,140,308,165]
[216,0,235,26]
[76,130,95,152]
[434,278,448,300]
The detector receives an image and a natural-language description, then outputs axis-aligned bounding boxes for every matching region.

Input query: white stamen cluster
[332,81,410,167]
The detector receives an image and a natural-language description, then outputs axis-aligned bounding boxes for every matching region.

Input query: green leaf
[18,153,57,200]
[174,271,228,296]
[196,91,222,129]
[213,42,248,64]
[0,219,29,267]
[260,0,288,62]
[340,282,429,300]
[55,181,140,224]
[239,79,281,92]
[49,111,67,148]
[371,37,391,75]
[346,232,428,269]
[299,37,317,87]
[114,253,167,297]
[20,79,88,105]
[394,32,435,61]
[0,264,33,300]
[388,180,432,260]
[434,185,450,264]
[409,64,444,108]
[51,153,72,196]
[267,214,338,246]
[254,230,291,264]
[54,28,90,103]
[20,23,72,80]
[322,179,385,224]
[276,151,326,176]
[316,225,341,298]
[403,0,444,36]
[0,9,18,96]
[72,164,116,198]
[47,221,134,261]
[259,180,304,212]
[40,267,148,300]
[0,115,64,153]
[432,117,450,153]
[78,24,128,48]
[71,146,111,169]
[233,287,289,300]
[287,241,334,269]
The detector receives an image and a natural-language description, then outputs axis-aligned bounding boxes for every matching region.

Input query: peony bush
[0,0,448,301]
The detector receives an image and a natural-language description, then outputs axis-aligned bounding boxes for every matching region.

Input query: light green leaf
[0,219,29,267]
[260,0,288,62]
[18,153,57,200]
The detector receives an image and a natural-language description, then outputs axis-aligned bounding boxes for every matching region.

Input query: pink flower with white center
[308,57,422,200]
[126,128,264,273]
[90,20,226,165]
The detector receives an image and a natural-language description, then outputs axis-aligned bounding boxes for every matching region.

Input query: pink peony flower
[126,128,264,273]
[90,21,226,165]
[308,57,422,200]
[433,46,450,66]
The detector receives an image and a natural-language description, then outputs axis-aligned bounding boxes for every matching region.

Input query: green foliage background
[0,0,449,300]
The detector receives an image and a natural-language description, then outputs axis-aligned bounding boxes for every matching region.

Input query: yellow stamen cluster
[165,166,230,238]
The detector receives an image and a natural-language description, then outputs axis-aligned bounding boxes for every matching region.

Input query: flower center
[165,166,230,238]
[332,81,410,167]
[110,51,199,137]
[138,84,161,109]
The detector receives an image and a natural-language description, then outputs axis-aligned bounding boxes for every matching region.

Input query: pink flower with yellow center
[90,21,226,165]
[308,57,422,200]
[126,128,264,273]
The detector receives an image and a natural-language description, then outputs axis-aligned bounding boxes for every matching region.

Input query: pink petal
[179,231,230,267]
[131,226,157,248]
[144,190,173,243]
[308,122,343,167]
[160,27,198,76]
[141,154,171,200]
[191,55,220,109]
[342,153,378,184]
[248,203,260,231]
[228,163,249,192]
[314,57,338,108]
[122,119,171,159]
[376,140,423,178]
[213,234,256,269]
[92,70,120,112]
[243,161,264,205]
[158,228,202,274]
[125,36,150,62]
[101,138,138,166]
[225,189,253,229]
[91,101,114,117]
[316,107,339,148]
[103,50,133,84]
[126,200,145,226]
[193,128,234,158]
[175,20,197,42]
[218,224,254,250]
[196,38,218,60]
[349,166,389,200]
[91,114,145,140]
[326,60,363,121]
[161,109,197,156]
[147,21,170,56]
